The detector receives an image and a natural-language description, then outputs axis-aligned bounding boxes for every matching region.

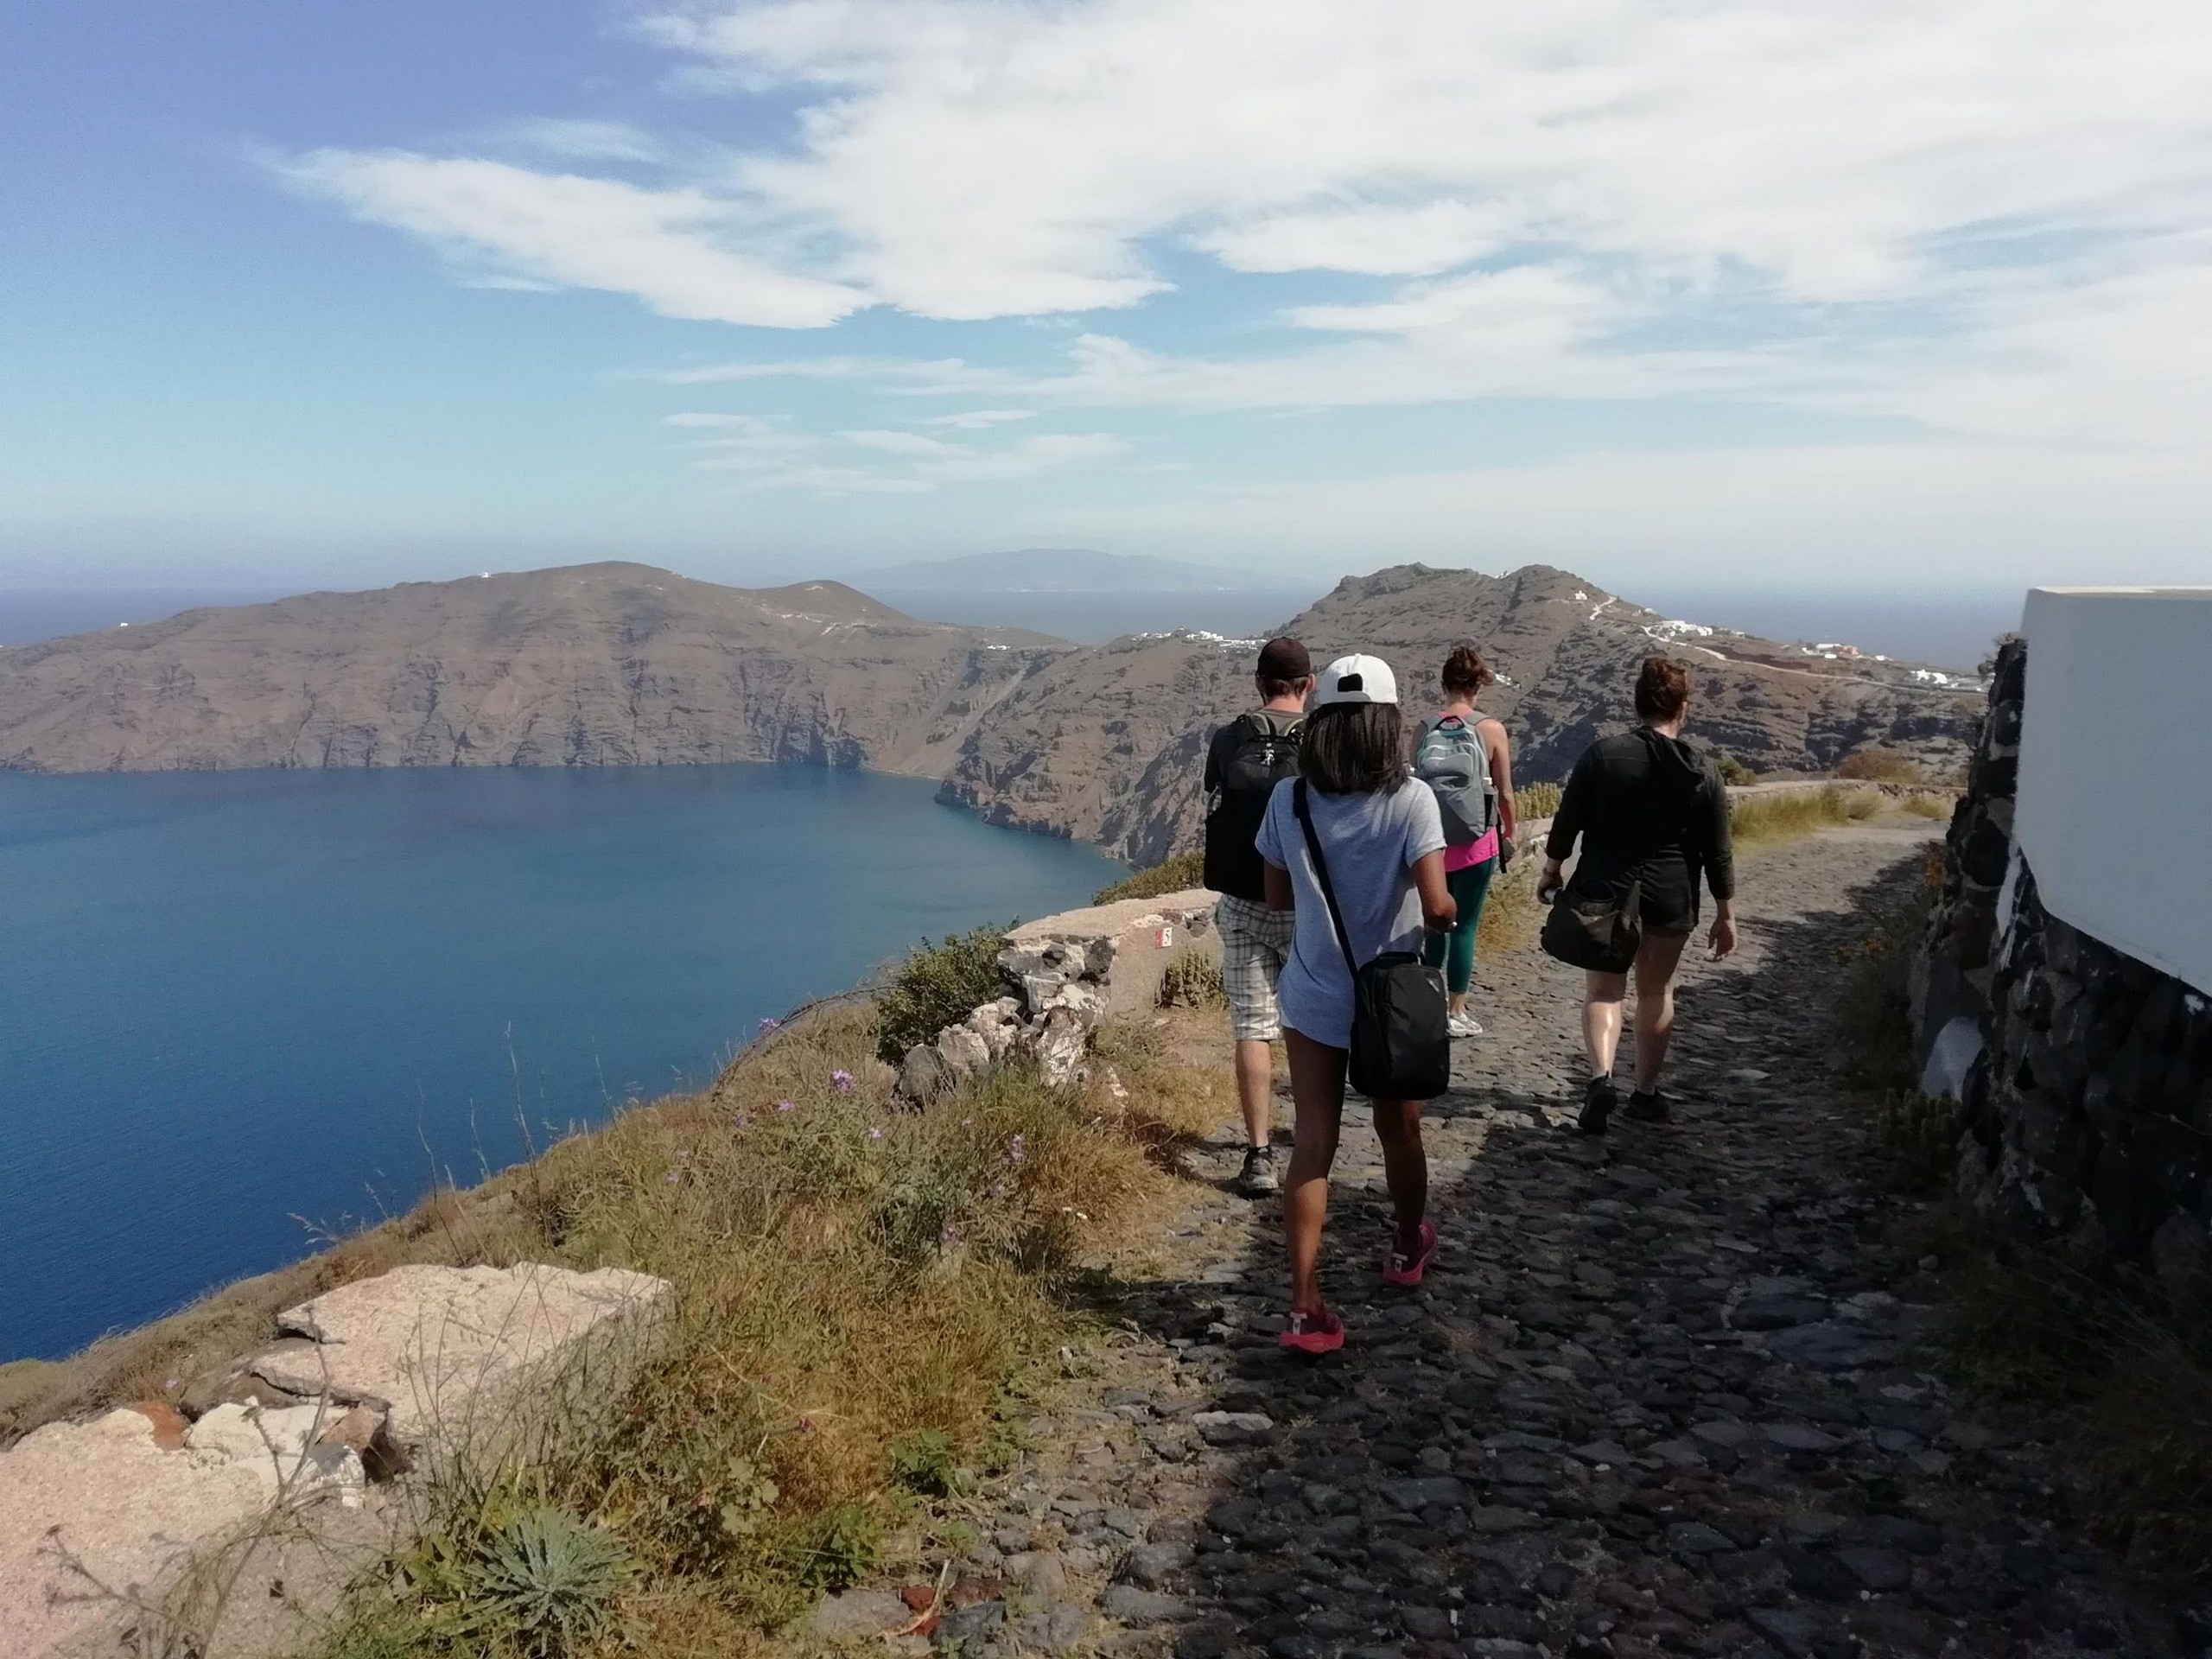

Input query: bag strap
[1294,779,1361,978]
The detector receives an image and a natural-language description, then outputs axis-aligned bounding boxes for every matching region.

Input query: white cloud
[496,118,670,165]
[838,429,973,457]
[1196,202,1510,276]
[278,150,867,327]
[916,431,1130,481]
[920,408,1036,429]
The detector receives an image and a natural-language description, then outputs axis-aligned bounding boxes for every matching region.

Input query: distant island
[0,560,1983,862]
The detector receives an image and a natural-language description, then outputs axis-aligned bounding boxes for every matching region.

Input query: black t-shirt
[1545,727,1735,902]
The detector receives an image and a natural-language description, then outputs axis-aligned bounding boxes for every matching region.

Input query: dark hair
[1300,702,1408,796]
[1440,644,1493,697]
[1634,655,1691,722]
[1255,635,1312,701]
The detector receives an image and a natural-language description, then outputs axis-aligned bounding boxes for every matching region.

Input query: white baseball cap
[1313,653,1398,707]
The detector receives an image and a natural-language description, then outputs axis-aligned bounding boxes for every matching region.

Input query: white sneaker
[1447,1011,1484,1039]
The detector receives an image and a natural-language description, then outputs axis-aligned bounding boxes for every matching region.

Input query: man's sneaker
[1279,1305,1345,1355]
[1624,1089,1672,1123]
[1236,1145,1281,1196]
[1382,1218,1440,1287]
[1578,1075,1618,1136]
[1447,1011,1484,1039]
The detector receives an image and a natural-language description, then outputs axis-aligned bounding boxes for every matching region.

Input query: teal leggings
[1421,857,1497,995]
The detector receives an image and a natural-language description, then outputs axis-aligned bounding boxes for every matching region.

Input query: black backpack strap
[1294,779,1360,978]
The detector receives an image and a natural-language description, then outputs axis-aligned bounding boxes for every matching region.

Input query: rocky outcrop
[943,563,1985,861]
[895,892,1219,1103]
[0,561,1981,863]
[0,1262,670,1659]
[0,563,1060,779]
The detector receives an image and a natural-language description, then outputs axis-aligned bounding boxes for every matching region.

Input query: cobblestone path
[903,825,2187,1659]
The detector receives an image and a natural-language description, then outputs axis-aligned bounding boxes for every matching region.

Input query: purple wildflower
[867,1126,886,1141]
[775,1098,796,1114]
[164,1377,181,1392]
[1007,1133,1027,1166]
[831,1069,855,1093]
[940,1224,963,1245]
[732,1112,751,1132]
[758,1016,781,1035]
[664,1170,683,1185]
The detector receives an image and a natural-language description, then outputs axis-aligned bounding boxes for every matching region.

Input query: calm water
[0,766,1120,1363]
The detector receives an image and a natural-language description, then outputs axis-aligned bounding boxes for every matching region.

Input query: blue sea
[0,766,1121,1363]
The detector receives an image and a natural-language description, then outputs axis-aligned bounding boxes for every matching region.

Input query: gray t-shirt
[1255,777,1446,1047]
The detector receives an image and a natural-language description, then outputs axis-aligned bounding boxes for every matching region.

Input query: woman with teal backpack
[1414,645,1517,1037]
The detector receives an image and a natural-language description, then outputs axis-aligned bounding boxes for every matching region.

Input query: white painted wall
[2018,587,2212,995]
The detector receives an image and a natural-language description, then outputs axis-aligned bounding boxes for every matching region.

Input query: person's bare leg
[1370,1098,1428,1255]
[1631,931,1693,1092]
[1583,971,1627,1077]
[1234,1038,1274,1147]
[1446,991,1469,1017]
[1282,1028,1346,1312]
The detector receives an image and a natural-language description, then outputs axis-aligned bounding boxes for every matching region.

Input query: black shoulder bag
[1294,780,1452,1101]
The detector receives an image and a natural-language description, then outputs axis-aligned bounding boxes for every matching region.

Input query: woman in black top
[1539,657,1738,1134]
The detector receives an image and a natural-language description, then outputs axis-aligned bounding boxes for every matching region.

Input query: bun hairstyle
[1634,655,1692,722]
[1440,644,1493,697]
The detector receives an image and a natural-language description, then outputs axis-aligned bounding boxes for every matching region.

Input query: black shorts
[1636,854,1699,937]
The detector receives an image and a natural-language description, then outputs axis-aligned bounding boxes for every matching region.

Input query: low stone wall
[895,890,1219,1103]
[1920,635,2212,1303]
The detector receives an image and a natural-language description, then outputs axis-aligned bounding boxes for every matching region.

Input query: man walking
[1202,636,1313,1197]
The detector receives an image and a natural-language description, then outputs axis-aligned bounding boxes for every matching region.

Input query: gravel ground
[830,824,2194,1659]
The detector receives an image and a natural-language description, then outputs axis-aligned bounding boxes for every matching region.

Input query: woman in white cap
[1255,654,1457,1354]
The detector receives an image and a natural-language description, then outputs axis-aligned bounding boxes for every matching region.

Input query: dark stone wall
[1926,639,2212,1304]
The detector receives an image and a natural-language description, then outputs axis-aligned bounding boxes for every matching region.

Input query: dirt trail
[897,824,2184,1659]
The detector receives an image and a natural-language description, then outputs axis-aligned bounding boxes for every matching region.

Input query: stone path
[881,825,2190,1659]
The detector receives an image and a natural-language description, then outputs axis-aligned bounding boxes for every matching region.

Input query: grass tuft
[1835,745,1927,784]
[1093,849,1204,905]
[1729,783,1880,845]
[1514,781,1562,823]
[1158,950,1227,1010]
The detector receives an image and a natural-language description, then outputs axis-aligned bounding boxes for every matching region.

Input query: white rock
[267,1262,671,1451]
[936,1023,991,1080]
[185,1403,366,1507]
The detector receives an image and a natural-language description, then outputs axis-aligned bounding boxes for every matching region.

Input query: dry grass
[1929,1236,2212,1584]
[1513,781,1562,823]
[1729,782,1882,845]
[1093,849,1202,905]
[294,1002,1228,1656]
[1834,744,1927,784]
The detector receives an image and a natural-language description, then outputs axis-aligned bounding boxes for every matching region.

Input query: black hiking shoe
[1236,1145,1281,1197]
[1625,1089,1672,1123]
[1578,1076,1617,1136]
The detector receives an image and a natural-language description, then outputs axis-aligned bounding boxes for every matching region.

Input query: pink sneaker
[1382,1219,1440,1287]
[1279,1306,1345,1355]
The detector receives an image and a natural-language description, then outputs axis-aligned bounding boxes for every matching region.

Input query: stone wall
[1923,637,2212,1304]
[895,890,1220,1103]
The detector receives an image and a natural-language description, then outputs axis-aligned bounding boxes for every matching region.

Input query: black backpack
[1202,711,1303,901]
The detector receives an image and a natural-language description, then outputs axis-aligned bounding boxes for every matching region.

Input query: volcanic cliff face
[0,564,1064,779]
[0,560,1982,864]
[939,563,1985,862]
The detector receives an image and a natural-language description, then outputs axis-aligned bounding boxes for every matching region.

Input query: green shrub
[1094,848,1205,905]
[1715,752,1758,786]
[1158,950,1227,1010]
[875,923,1009,1065]
[380,1504,636,1659]
[781,1501,880,1592]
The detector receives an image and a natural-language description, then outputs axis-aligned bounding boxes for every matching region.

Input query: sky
[3,0,2209,600]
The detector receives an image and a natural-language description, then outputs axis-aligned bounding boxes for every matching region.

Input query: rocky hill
[0,564,1062,779]
[941,564,1983,861]
[0,560,1981,862]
